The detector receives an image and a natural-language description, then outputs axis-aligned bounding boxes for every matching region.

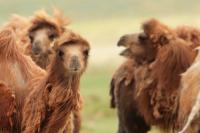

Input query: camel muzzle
[69,56,81,72]
[117,35,128,47]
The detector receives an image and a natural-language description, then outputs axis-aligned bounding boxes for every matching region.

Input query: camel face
[28,25,58,56]
[118,32,158,64]
[55,32,90,75]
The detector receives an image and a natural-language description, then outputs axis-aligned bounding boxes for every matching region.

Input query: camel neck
[46,58,80,89]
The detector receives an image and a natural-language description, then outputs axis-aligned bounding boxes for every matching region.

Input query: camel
[110,19,198,133]
[22,30,90,133]
[0,26,89,132]
[26,10,82,133]
[177,47,200,133]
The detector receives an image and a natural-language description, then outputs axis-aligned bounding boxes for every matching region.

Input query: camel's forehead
[55,31,89,48]
[29,21,57,33]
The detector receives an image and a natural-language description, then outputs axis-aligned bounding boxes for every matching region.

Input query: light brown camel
[177,47,200,133]
[22,30,90,133]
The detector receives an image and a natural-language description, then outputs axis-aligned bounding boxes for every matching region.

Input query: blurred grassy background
[1,0,200,132]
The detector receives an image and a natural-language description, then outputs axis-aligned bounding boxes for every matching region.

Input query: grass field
[1,0,200,132]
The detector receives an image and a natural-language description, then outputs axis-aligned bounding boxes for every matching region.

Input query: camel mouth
[120,48,132,57]
[68,66,82,74]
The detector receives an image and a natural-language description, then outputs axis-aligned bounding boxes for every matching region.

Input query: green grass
[80,67,117,133]
[80,67,161,133]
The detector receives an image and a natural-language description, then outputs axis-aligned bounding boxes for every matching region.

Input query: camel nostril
[32,46,41,55]
[32,41,42,55]
[69,56,80,71]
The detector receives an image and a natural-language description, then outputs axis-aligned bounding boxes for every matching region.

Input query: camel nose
[32,41,42,55]
[69,56,80,71]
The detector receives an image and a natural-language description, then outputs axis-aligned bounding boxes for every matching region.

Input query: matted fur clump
[176,26,200,49]
[0,82,16,133]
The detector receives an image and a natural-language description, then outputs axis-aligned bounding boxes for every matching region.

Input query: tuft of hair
[4,14,30,50]
[53,29,90,49]
[29,9,70,35]
[0,27,19,59]
[176,26,200,49]
[142,19,175,45]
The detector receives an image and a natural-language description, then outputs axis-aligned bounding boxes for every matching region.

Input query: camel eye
[83,49,89,57]
[57,49,64,58]
[29,34,34,43]
[139,33,148,42]
[49,33,56,40]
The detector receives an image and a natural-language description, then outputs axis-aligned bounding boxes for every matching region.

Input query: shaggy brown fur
[111,19,198,133]
[0,27,45,132]
[0,82,16,133]
[22,31,90,133]
[176,26,200,49]
[4,15,30,51]
[110,60,150,133]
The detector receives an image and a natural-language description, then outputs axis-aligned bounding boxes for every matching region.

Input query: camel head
[28,9,69,57]
[118,19,175,64]
[28,23,58,55]
[53,30,90,75]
